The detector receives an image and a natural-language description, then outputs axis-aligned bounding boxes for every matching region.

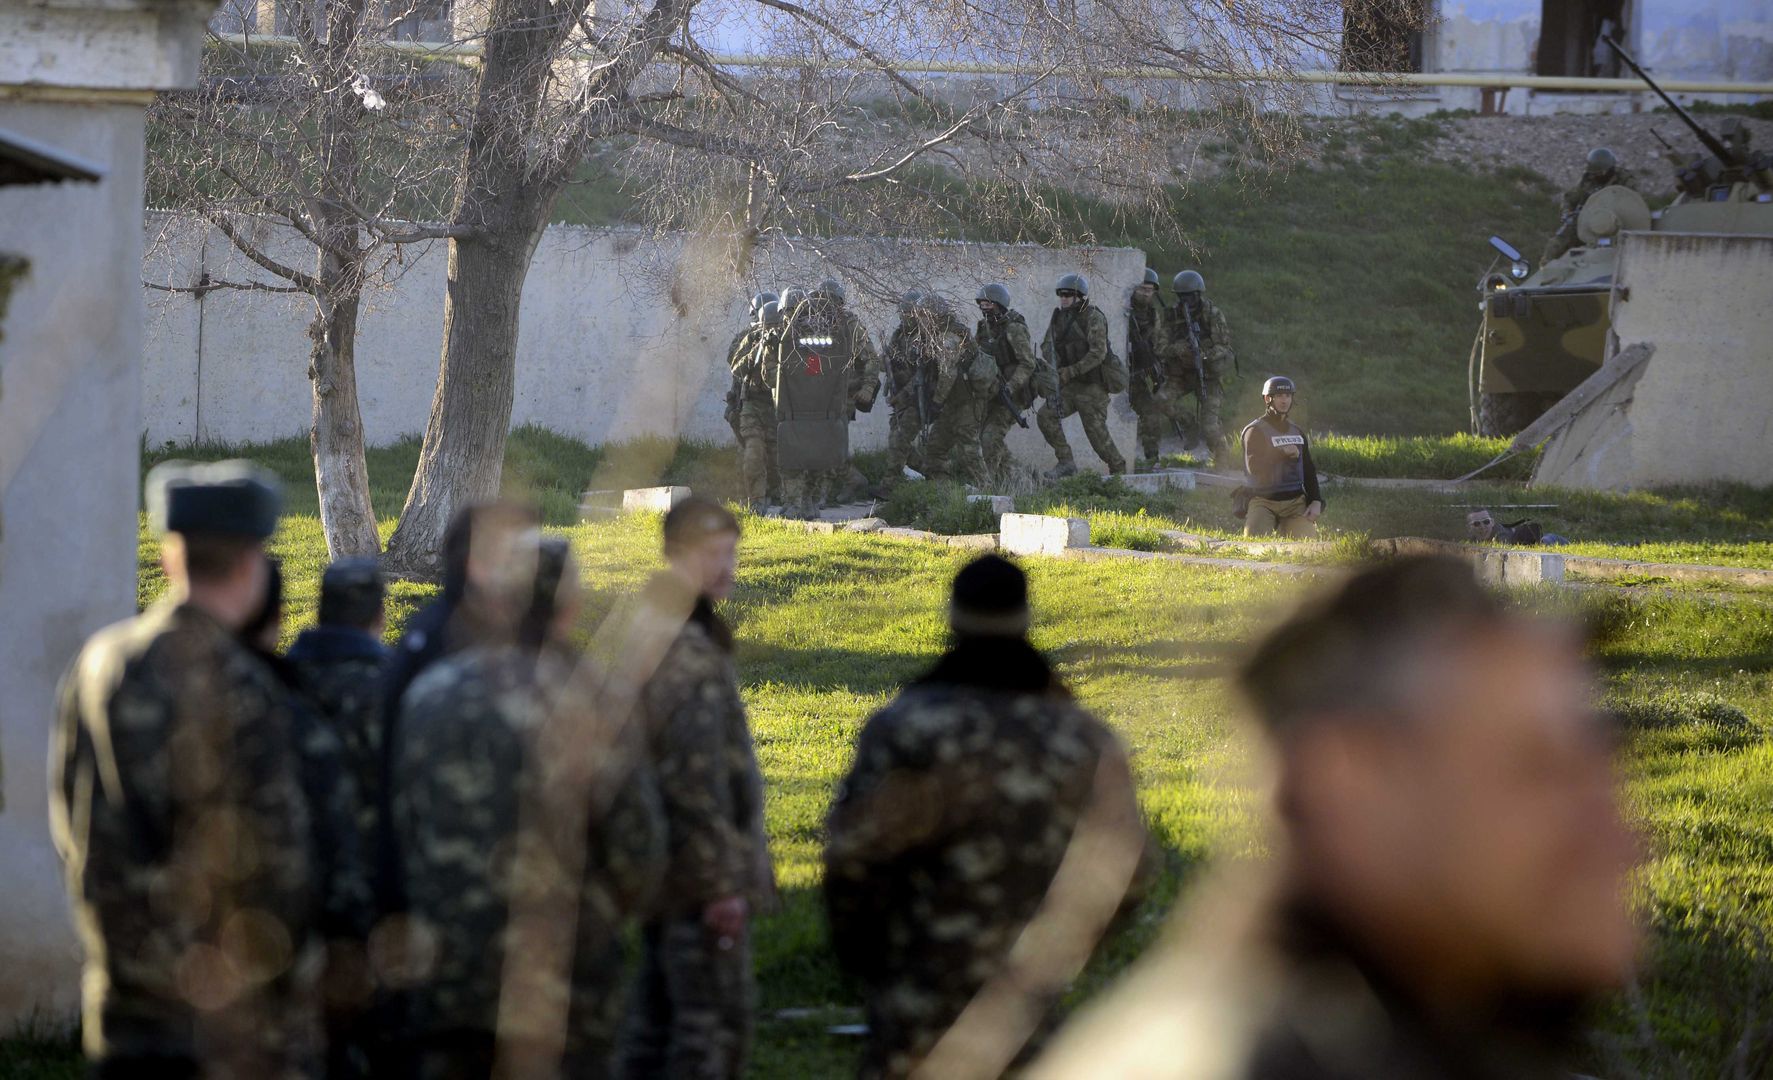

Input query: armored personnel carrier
[1470,39,1773,436]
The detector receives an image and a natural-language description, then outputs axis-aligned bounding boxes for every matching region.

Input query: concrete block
[1000,513,1089,556]
[1119,470,1197,493]
[967,494,1015,515]
[946,534,1001,552]
[622,486,691,513]
[579,489,622,521]
[841,517,888,533]
[1475,549,1565,586]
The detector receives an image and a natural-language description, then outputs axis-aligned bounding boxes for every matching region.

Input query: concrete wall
[1533,230,1773,491]
[0,0,218,1029]
[143,217,1150,473]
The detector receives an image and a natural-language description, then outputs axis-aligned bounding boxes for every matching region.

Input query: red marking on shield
[804,353,824,376]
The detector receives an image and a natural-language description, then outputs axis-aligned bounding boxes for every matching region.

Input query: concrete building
[0,0,220,1029]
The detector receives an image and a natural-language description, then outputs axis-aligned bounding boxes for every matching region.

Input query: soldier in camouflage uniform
[974,283,1038,488]
[1166,271,1236,468]
[1036,273,1127,478]
[1543,147,1637,264]
[825,555,1152,1079]
[731,297,784,508]
[396,533,665,1079]
[816,278,885,422]
[917,295,991,489]
[620,498,773,1080]
[1124,269,1175,471]
[881,290,933,482]
[50,461,324,1078]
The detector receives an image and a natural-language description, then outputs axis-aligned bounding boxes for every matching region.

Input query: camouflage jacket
[976,310,1039,407]
[636,577,770,914]
[824,678,1150,1075]
[50,598,322,1076]
[1126,299,1170,378]
[1559,166,1638,214]
[287,626,387,913]
[1041,303,1110,386]
[1166,297,1235,381]
[882,320,929,408]
[841,306,884,410]
[726,325,759,378]
[926,312,984,407]
[394,644,665,1050]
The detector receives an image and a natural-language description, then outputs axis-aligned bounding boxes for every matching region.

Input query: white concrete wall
[1533,230,1773,491]
[143,216,1150,473]
[0,0,218,1029]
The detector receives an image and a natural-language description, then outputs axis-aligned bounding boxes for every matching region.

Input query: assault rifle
[1180,304,1207,431]
[1128,308,1165,396]
[996,381,1030,428]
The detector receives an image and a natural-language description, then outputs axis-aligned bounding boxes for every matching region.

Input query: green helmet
[977,282,1012,309]
[1585,147,1618,177]
[749,290,779,317]
[779,287,807,315]
[898,289,924,317]
[813,277,846,304]
[1262,375,1296,397]
[1055,273,1089,298]
[760,300,783,328]
[1173,270,1204,295]
[919,293,953,319]
[1141,268,1159,287]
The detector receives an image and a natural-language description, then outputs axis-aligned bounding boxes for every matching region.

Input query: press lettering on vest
[1270,434,1305,448]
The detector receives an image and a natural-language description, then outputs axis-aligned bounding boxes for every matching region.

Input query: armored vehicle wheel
[1476,392,1559,438]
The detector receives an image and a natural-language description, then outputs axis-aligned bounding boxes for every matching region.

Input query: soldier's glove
[854,392,876,414]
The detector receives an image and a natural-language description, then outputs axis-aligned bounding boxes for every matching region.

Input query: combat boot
[1043,461,1078,481]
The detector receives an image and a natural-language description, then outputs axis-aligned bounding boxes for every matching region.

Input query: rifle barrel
[1603,36,1736,164]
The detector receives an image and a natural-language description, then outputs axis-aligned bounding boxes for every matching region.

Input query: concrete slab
[841,517,888,533]
[1000,513,1090,556]
[1119,470,1197,493]
[579,489,623,521]
[967,494,1015,515]
[622,486,690,513]
[1061,546,1317,575]
[1373,536,1565,586]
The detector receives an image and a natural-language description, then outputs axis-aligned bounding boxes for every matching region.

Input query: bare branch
[203,209,322,293]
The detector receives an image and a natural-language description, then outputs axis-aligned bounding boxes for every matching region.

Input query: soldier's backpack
[1099,339,1130,395]
[774,297,856,472]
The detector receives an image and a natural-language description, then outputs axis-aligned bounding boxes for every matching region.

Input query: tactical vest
[1173,301,1215,351]
[774,297,855,471]
[978,311,1034,407]
[1128,305,1161,370]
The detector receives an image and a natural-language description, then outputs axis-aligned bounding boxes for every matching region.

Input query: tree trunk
[308,281,381,557]
[381,210,549,575]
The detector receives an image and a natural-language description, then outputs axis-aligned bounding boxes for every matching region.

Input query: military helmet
[977,282,1012,309]
[1055,272,1089,297]
[1262,375,1296,397]
[1173,270,1204,295]
[760,299,783,327]
[1141,268,1160,288]
[1585,147,1618,177]
[779,287,807,314]
[749,290,779,317]
[898,289,924,316]
[919,293,953,319]
[814,277,846,304]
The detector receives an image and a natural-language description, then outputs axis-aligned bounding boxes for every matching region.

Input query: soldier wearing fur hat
[50,461,327,1077]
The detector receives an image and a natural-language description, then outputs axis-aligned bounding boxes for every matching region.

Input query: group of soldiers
[723,269,1239,516]
[50,457,1639,1080]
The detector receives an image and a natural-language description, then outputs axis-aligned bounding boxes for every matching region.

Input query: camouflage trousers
[619,918,753,1080]
[923,391,987,488]
[1170,372,1228,462]
[1036,381,1126,473]
[781,468,844,518]
[1126,371,1179,462]
[736,396,779,506]
[885,399,927,477]
[859,980,1060,1080]
[979,399,1026,488]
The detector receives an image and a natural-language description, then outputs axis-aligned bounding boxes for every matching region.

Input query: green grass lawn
[80,501,1773,1079]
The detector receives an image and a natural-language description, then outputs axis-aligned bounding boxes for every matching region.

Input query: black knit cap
[949,554,1031,637]
[146,459,282,538]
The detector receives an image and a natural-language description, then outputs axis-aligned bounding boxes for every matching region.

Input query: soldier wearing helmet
[1543,147,1637,263]
[880,289,936,485]
[1239,375,1323,538]
[725,290,778,436]
[1166,269,1237,468]
[1035,273,1127,479]
[814,276,885,421]
[732,297,786,507]
[975,282,1039,486]
[1124,268,1174,472]
[916,294,992,488]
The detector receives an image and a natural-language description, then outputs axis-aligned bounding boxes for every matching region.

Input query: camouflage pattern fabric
[824,682,1147,1079]
[50,598,323,1077]
[840,306,884,414]
[286,627,386,909]
[922,313,990,487]
[976,310,1038,485]
[882,320,933,476]
[1125,299,1173,462]
[620,585,769,1078]
[734,327,783,504]
[1038,304,1126,473]
[1543,166,1638,263]
[394,644,665,1078]
[1166,297,1235,458]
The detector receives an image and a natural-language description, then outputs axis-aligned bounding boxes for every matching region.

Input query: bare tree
[147,1,466,556]
[376,0,1345,572]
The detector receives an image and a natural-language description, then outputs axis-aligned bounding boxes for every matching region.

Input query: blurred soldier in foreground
[1167,270,1236,467]
[1240,376,1323,538]
[621,498,773,1079]
[1125,269,1174,471]
[825,555,1151,1079]
[395,531,665,1078]
[51,461,323,1077]
[1034,556,1641,1080]
[917,294,993,489]
[975,282,1038,488]
[726,292,781,506]
[881,289,933,486]
[1543,147,1637,263]
[1036,273,1127,479]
